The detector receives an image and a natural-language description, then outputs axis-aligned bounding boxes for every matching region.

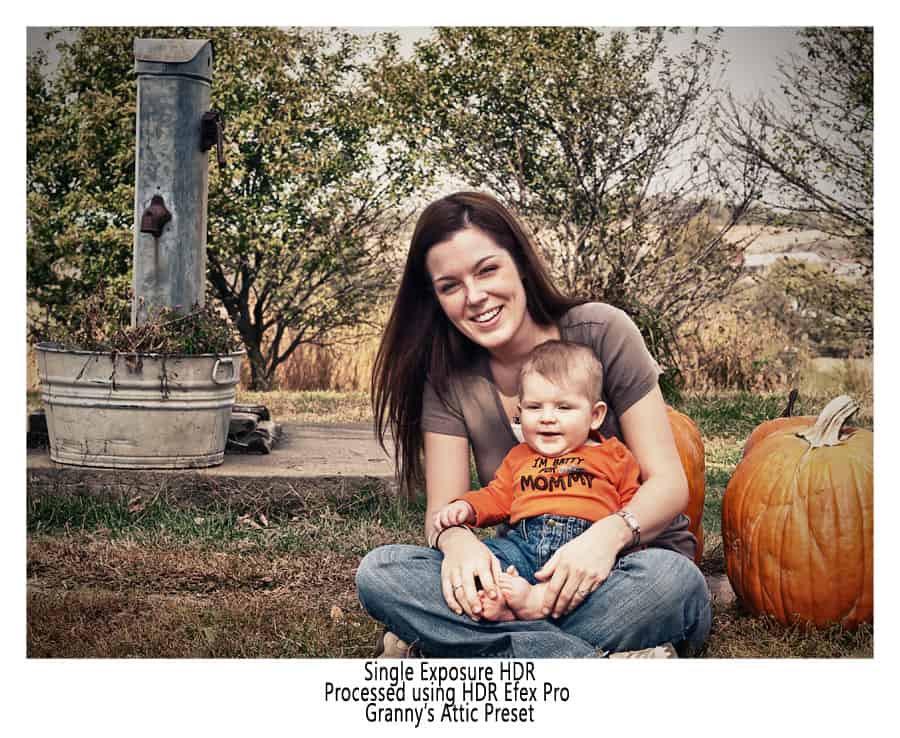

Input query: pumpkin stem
[780,389,799,418]
[798,395,859,448]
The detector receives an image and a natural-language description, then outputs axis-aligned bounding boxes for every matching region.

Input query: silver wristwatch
[616,510,641,548]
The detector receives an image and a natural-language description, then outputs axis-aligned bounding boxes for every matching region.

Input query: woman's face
[425,227,529,352]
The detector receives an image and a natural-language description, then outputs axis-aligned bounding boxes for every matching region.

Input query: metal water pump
[132,38,225,326]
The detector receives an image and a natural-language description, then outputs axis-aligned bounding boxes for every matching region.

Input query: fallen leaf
[236,514,262,530]
[260,513,269,527]
[330,606,344,622]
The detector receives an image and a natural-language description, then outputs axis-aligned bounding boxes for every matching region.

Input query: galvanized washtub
[35,343,244,469]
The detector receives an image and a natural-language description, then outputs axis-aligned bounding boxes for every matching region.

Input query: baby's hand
[432,500,476,532]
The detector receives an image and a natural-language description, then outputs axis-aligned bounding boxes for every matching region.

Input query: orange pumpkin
[667,406,706,564]
[722,395,873,630]
[743,390,857,458]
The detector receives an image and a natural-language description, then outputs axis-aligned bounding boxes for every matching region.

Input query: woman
[356,192,711,658]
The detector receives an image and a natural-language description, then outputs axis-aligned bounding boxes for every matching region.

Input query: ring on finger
[453,584,464,592]
[577,588,591,597]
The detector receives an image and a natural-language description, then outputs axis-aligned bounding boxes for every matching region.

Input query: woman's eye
[479,265,498,276]
[438,282,459,295]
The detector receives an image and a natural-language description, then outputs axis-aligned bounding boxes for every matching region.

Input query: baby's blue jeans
[356,514,712,658]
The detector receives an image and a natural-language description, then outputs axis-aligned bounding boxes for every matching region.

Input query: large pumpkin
[667,407,706,564]
[722,395,873,630]
[742,390,856,458]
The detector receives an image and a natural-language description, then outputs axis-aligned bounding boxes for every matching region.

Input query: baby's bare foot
[497,572,547,620]
[497,572,533,611]
[477,590,516,622]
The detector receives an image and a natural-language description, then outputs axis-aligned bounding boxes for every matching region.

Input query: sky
[27,26,806,104]
[364,26,806,101]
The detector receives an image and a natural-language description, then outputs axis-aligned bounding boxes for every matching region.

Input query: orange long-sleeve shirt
[456,437,641,527]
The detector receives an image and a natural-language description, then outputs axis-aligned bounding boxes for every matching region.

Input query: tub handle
[211,357,235,384]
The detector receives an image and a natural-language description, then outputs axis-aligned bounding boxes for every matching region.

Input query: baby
[432,340,642,621]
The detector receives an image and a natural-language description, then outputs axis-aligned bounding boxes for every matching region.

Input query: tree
[715,28,872,349]
[27,27,422,389]
[371,27,764,387]
[27,33,135,326]
[717,28,872,259]
[756,260,872,357]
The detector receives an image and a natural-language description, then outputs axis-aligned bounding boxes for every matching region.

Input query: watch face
[618,511,640,546]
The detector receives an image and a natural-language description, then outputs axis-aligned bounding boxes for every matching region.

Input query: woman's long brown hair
[372,192,584,497]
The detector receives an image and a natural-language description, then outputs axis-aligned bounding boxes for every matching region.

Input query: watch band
[616,510,641,548]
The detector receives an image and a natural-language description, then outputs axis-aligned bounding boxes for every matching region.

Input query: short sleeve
[561,303,661,419]
[421,377,469,438]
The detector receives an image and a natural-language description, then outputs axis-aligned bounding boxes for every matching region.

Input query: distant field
[725,226,854,257]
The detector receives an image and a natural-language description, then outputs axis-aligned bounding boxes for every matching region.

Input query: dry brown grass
[237,317,384,393]
[799,357,873,424]
[234,389,372,423]
[26,492,873,659]
[275,338,380,392]
[27,533,381,658]
[678,303,811,394]
[704,601,874,658]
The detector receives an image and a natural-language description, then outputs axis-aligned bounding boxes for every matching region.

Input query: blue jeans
[356,514,712,658]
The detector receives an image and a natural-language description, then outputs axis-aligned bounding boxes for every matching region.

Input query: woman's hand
[432,500,476,533]
[437,526,503,621]
[533,515,631,619]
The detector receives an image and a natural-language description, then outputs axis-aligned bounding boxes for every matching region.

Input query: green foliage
[27,34,135,330]
[372,27,764,384]
[27,27,425,389]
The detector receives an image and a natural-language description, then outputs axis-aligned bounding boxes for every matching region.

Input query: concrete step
[27,421,394,480]
[27,421,401,510]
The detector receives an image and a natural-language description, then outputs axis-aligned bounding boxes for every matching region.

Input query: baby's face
[518,372,606,457]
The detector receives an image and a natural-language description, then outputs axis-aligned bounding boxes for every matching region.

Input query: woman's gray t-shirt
[421,302,696,559]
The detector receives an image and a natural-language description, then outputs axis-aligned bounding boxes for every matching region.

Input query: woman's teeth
[472,306,501,323]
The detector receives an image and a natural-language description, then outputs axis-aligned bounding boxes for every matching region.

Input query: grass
[26,389,873,658]
[236,388,372,423]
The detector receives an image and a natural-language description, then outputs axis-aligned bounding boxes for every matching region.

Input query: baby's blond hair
[517,340,603,403]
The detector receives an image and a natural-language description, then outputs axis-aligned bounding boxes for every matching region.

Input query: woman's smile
[471,305,503,324]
